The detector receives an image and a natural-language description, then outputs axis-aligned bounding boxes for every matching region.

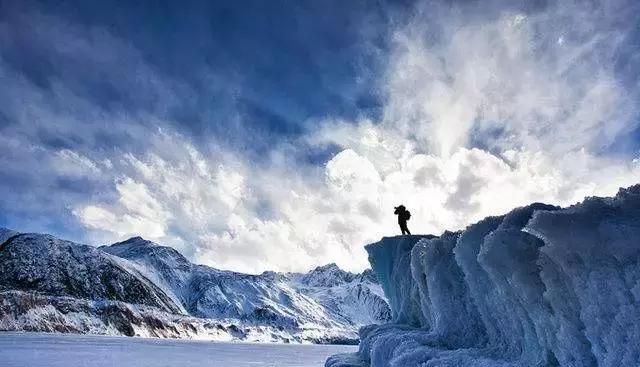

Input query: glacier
[327,185,640,367]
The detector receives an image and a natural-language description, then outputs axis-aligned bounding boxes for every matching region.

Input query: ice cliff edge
[327,185,640,367]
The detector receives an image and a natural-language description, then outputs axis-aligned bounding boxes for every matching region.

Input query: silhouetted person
[394,205,411,235]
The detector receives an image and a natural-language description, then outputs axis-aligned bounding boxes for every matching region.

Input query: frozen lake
[0,333,357,367]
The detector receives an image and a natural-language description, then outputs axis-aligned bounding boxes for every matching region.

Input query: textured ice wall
[366,235,434,326]
[326,185,640,367]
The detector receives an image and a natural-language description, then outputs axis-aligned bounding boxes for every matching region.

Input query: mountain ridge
[0,228,390,344]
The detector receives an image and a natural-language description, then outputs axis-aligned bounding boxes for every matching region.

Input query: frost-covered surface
[101,237,390,341]
[295,265,391,327]
[1,332,357,367]
[0,290,359,343]
[0,234,181,313]
[327,185,640,366]
[102,238,390,335]
[0,232,390,344]
[366,235,434,326]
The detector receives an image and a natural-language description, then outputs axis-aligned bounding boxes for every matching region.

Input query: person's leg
[401,224,409,235]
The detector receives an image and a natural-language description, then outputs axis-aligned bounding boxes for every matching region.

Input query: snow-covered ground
[1,332,356,367]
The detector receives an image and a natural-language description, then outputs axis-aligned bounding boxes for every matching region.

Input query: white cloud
[8,0,639,273]
[73,134,640,273]
[381,5,637,158]
[74,178,171,239]
[52,149,102,177]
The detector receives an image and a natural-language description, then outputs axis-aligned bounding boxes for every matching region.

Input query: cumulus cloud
[3,0,640,273]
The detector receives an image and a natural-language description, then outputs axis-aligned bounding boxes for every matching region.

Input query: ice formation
[327,185,640,366]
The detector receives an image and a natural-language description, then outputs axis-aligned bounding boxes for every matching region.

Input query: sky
[1,0,640,273]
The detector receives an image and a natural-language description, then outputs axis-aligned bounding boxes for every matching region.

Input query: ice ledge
[327,185,640,367]
[365,235,434,326]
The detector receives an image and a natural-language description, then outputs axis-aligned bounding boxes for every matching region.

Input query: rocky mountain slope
[0,230,390,343]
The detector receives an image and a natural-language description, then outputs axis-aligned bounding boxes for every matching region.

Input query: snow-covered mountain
[0,230,389,343]
[0,232,181,313]
[327,185,640,366]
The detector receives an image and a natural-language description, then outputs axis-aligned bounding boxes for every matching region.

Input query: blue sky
[1,0,640,273]
[0,0,397,232]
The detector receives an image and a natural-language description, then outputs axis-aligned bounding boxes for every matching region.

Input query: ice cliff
[327,185,640,367]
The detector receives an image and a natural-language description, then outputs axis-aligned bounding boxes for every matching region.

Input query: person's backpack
[403,210,411,221]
